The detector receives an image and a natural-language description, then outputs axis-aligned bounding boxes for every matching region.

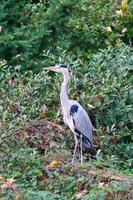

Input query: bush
[0,0,133,198]
[1,43,133,172]
[0,0,133,71]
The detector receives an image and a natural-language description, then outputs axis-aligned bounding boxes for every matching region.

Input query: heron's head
[47,64,70,74]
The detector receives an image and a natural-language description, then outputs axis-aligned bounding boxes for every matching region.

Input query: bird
[47,64,93,164]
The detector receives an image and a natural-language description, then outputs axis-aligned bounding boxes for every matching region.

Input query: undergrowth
[0,44,133,199]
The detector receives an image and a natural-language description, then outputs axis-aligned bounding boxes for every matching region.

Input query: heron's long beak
[44,66,60,71]
[48,66,56,71]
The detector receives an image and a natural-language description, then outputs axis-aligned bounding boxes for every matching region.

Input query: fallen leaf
[105,26,112,32]
[122,27,127,33]
[111,175,126,181]
[98,182,105,188]
[76,189,88,198]
[0,175,5,183]
[116,9,123,17]
[96,95,104,102]
[48,160,59,169]
[1,178,17,192]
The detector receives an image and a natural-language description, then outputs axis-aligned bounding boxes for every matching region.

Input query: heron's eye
[60,64,67,68]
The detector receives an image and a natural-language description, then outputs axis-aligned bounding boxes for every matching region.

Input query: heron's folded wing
[71,106,93,146]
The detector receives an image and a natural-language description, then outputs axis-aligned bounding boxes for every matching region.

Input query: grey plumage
[47,64,93,164]
[71,103,93,148]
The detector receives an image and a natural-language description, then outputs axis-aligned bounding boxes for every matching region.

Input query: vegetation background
[0,0,133,199]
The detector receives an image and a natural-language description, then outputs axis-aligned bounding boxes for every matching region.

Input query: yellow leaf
[121,0,128,10]
[105,26,112,32]
[0,175,5,183]
[122,27,127,33]
[48,160,59,169]
[39,111,45,119]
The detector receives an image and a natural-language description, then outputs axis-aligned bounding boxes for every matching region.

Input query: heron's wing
[70,104,93,148]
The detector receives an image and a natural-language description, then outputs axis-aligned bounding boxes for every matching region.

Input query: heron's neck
[60,71,70,107]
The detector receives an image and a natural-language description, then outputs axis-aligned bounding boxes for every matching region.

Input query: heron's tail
[82,136,92,148]
[75,128,93,148]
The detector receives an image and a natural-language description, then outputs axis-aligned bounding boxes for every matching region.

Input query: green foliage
[0,0,133,199]
[22,190,66,200]
[48,176,77,198]
[82,188,106,200]
[87,44,133,127]
[0,0,133,71]
[1,190,66,200]
[2,147,43,187]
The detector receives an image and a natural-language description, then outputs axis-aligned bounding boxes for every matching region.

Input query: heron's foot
[71,159,83,165]
[71,158,75,165]
[69,158,83,165]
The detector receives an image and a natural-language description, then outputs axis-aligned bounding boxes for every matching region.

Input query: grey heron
[47,64,93,164]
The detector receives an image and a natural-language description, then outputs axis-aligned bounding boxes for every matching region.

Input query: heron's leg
[71,134,78,165]
[80,135,83,165]
[63,117,67,125]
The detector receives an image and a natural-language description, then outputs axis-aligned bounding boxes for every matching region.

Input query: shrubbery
[1,43,133,171]
[0,0,133,199]
[0,0,133,71]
